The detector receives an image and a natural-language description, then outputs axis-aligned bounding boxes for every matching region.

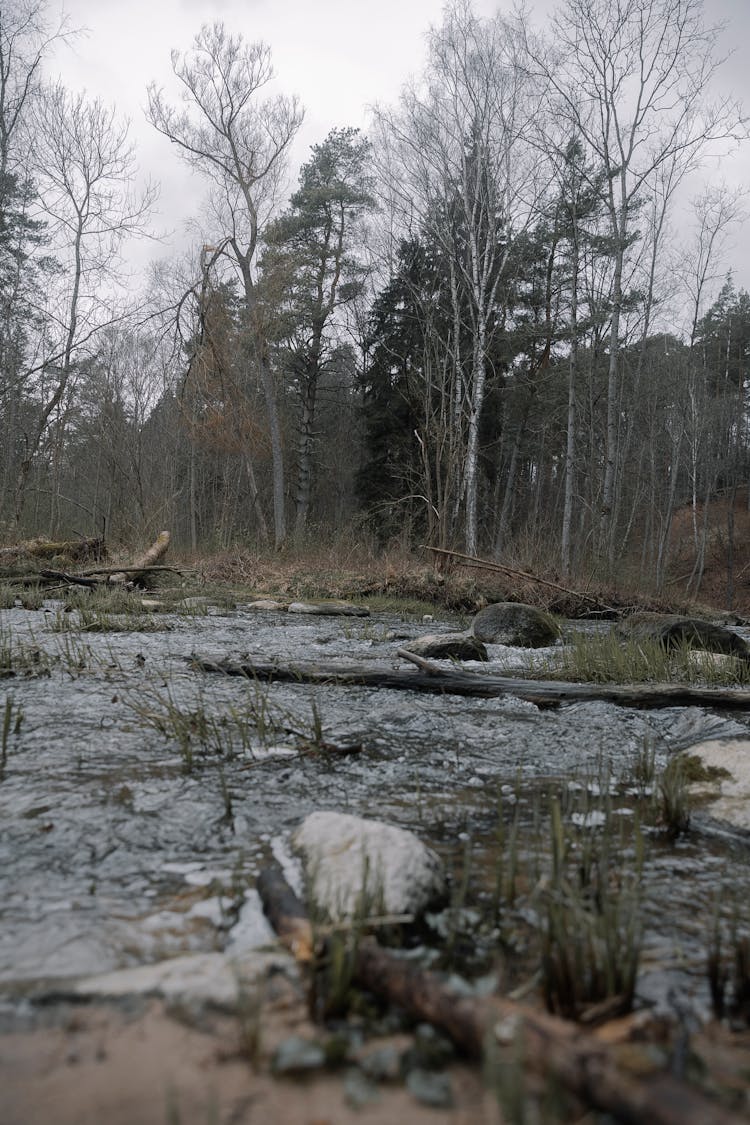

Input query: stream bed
[2,596,750,1027]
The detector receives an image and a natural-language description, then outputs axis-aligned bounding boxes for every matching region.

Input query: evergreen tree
[261,127,374,534]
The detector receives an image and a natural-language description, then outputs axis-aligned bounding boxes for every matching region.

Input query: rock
[616,613,750,659]
[406,1068,453,1108]
[288,600,370,617]
[344,1067,382,1108]
[291,811,446,921]
[471,602,560,647]
[272,1035,327,1074]
[400,632,488,661]
[683,738,750,832]
[74,949,292,1009]
[359,1044,402,1082]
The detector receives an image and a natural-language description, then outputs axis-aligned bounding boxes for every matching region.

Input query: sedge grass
[532,631,750,686]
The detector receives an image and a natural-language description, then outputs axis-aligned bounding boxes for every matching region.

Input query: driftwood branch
[422,544,616,613]
[189,652,750,711]
[257,863,745,1125]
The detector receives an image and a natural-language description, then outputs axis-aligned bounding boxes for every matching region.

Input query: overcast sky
[46,0,750,297]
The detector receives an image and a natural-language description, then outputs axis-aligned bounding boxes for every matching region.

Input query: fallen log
[108,531,171,586]
[189,652,750,711]
[257,863,745,1125]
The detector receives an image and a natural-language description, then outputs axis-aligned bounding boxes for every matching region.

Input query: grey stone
[288,600,370,617]
[74,949,291,1009]
[616,613,750,659]
[400,632,488,661]
[272,1035,327,1074]
[684,738,750,832]
[359,1044,402,1082]
[406,1068,453,1108]
[344,1067,382,1108]
[471,602,560,647]
[291,811,446,922]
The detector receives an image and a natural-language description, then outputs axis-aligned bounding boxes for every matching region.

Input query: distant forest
[1,0,748,595]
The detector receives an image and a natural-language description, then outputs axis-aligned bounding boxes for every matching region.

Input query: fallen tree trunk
[189,652,750,711]
[257,863,745,1125]
[108,531,171,586]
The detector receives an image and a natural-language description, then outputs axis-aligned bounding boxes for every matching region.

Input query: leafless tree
[530,0,746,568]
[372,0,546,554]
[147,22,303,548]
[13,82,155,525]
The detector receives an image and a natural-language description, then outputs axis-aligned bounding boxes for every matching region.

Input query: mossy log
[189,651,750,711]
[0,536,106,565]
[257,863,745,1125]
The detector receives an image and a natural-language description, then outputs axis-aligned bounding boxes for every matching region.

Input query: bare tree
[372,0,545,555]
[13,82,155,526]
[531,0,746,568]
[147,22,303,549]
[0,0,72,524]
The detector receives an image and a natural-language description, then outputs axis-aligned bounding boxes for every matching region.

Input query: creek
[1,598,750,1025]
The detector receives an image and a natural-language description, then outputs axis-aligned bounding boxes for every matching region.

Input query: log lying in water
[257,863,745,1125]
[189,650,750,710]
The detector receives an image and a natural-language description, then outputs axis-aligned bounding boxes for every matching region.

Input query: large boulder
[471,602,560,647]
[682,739,750,832]
[291,811,446,921]
[617,613,750,659]
[400,632,488,661]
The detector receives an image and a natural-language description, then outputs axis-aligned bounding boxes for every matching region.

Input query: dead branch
[256,865,314,963]
[257,863,745,1125]
[421,545,616,613]
[78,565,185,578]
[39,569,99,588]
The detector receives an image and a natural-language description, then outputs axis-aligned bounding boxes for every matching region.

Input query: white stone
[685,738,750,831]
[74,949,291,1007]
[291,811,446,921]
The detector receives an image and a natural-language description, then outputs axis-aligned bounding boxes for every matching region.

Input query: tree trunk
[294,371,317,537]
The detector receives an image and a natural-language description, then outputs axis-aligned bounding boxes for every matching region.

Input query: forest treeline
[1,0,748,596]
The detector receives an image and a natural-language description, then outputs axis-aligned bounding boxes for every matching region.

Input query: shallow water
[1,600,749,1021]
